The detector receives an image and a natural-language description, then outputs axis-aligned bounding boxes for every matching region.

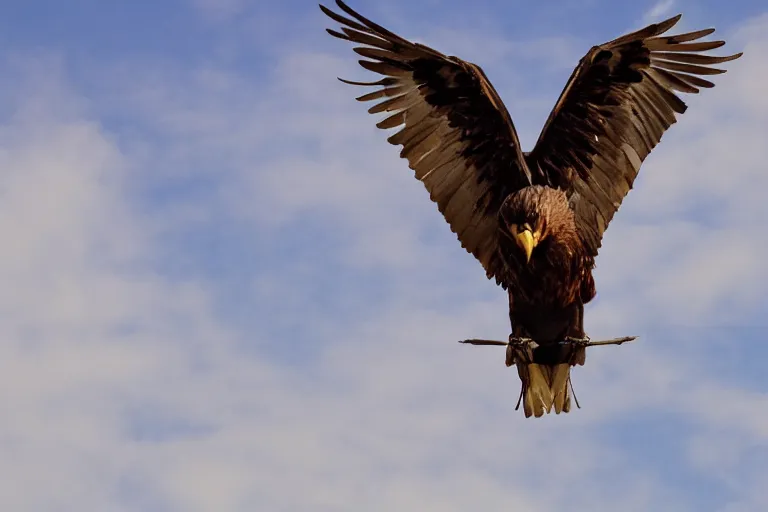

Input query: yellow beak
[514,229,535,263]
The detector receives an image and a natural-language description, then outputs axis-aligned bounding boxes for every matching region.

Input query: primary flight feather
[320,0,742,417]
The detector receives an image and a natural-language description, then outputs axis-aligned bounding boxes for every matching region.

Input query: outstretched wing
[526,15,742,256]
[321,0,533,285]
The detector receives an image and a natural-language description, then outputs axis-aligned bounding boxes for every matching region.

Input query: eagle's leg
[564,301,590,347]
[574,301,585,337]
[507,292,545,415]
[506,292,518,367]
[509,322,535,412]
[506,292,534,345]
[565,301,585,410]
[506,324,530,367]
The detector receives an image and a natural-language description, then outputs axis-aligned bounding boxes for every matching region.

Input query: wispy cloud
[0,1,765,511]
[643,0,677,22]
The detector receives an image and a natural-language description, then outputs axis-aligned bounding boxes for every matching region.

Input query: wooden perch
[458,335,637,364]
[458,335,638,412]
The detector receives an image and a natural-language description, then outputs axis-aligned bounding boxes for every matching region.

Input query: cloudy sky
[0,0,766,510]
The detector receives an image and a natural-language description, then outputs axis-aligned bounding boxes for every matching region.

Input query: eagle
[320,0,742,417]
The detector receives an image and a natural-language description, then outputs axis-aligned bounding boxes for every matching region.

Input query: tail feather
[550,364,571,414]
[522,364,550,418]
[519,363,572,418]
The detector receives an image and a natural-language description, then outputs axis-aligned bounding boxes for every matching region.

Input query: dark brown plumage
[320,0,742,417]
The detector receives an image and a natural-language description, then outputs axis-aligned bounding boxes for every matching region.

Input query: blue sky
[0,0,766,510]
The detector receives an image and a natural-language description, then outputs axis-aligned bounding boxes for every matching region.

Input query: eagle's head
[500,185,574,263]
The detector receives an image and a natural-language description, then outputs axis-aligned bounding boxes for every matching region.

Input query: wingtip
[335,0,354,14]
[713,51,745,71]
[318,3,334,19]
[319,1,355,19]
[336,76,375,86]
[660,13,682,25]
[655,13,683,33]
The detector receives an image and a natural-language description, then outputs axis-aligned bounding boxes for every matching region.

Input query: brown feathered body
[320,0,742,417]
[498,186,597,417]
[499,186,596,343]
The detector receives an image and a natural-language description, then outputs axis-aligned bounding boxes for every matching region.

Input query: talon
[507,335,534,346]
[563,336,590,346]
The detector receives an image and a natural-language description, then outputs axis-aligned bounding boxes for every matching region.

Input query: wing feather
[321,0,533,284]
[526,14,741,256]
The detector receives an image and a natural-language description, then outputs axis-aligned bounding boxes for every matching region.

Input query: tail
[516,363,572,418]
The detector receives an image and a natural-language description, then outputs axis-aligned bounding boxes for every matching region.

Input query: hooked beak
[515,229,535,263]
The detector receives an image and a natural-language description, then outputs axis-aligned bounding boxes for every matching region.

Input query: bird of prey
[320,0,742,417]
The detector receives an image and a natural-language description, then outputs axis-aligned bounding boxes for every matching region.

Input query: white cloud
[0,59,245,510]
[643,0,676,22]
[0,6,767,512]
